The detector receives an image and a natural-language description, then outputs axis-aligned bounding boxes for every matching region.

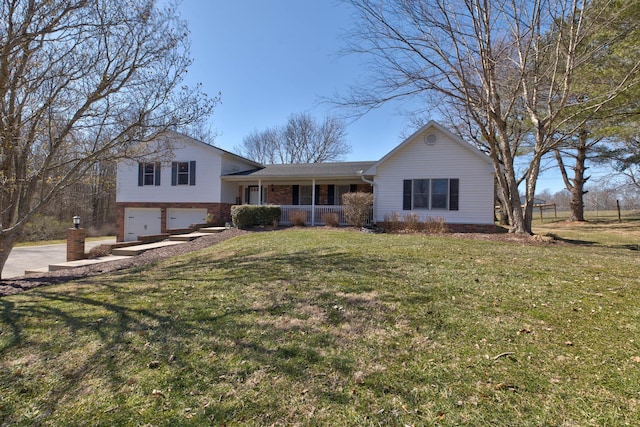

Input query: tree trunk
[0,231,19,280]
[568,136,588,222]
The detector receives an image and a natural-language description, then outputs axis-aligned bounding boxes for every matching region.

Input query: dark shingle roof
[223,161,376,179]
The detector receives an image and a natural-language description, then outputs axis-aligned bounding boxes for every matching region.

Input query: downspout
[360,171,376,224]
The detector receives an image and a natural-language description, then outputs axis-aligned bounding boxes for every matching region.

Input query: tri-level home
[116,121,496,241]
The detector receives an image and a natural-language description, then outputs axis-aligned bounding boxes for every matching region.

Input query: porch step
[112,240,184,256]
[198,226,227,233]
[169,232,209,241]
[48,256,131,271]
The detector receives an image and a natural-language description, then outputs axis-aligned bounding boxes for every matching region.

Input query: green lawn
[1,228,639,426]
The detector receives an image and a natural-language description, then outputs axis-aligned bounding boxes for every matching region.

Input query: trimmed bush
[342,192,374,228]
[290,210,308,226]
[231,205,281,229]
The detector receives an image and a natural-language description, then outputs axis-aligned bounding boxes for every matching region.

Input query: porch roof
[222,161,376,181]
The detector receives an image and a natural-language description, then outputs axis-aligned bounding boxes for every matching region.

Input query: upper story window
[403,178,459,211]
[171,161,196,186]
[138,162,161,186]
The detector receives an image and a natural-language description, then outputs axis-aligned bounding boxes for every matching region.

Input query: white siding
[219,156,256,203]
[373,129,494,224]
[116,134,257,204]
[117,141,220,203]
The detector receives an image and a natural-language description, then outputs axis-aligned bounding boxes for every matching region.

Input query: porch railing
[278,205,372,226]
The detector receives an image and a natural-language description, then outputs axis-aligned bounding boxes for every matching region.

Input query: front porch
[278,205,373,226]
[221,161,377,226]
[241,182,373,226]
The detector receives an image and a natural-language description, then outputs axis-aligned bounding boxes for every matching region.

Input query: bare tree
[236,113,351,164]
[0,0,216,278]
[239,127,281,164]
[341,0,640,234]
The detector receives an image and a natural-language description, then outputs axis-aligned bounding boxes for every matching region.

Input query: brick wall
[67,227,86,261]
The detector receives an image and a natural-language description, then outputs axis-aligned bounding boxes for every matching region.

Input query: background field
[1,223,639,426]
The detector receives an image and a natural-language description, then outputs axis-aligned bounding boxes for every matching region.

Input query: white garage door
[167,208,207,230]
[124,208,162,241]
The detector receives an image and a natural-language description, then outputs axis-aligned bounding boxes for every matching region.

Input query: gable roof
[222,161,376,180]
[364,120,492,175]
[163,130,263,169]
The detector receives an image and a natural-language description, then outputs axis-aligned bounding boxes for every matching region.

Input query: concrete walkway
[2,238,116,279]
[2,227,227,280]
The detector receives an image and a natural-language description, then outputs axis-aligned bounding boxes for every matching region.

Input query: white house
[116,132,262,241]
[116,121,495,241]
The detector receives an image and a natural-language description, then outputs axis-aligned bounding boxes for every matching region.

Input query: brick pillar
[67,228,86,261]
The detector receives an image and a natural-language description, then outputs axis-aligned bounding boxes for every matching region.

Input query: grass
[1,227,640,425]
[532,210,640,248]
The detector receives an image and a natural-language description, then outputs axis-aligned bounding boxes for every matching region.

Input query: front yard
[1,227,639,425]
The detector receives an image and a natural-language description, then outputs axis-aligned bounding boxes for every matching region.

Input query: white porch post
[258,179,262,206]
[311,179,316,226]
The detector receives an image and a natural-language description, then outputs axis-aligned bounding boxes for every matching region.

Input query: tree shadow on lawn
[0,268,387,423]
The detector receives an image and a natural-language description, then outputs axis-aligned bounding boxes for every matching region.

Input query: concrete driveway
[2,238,116,279]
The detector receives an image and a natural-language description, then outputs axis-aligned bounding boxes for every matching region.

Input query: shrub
[87,244,112,259]
[424,217,448,233]
[231,205,281,229]
[321,212,340,227]
[403,213,421,232]
[289,210,308,226]
[21,214,69,241]
[383,211,403,232]
[86,223,117,237]
[342,192,373,228]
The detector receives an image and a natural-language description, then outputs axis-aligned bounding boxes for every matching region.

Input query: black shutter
[315,185,320,205]
[189,161,196,185]
[292,185,299,205]
[403,180,412,210]
[154,162,161,186]
[449,179,459,211]
[138,163,144,186]
[327,185,335,205]
[171,162,177,186]
[350,184,357,193]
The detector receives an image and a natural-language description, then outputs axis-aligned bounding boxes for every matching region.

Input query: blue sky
[176,0,567,193]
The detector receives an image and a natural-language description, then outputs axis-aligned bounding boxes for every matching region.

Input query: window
[138,162,161,186]
[403,179,459,211]
[299,185,313,205]
[291,185,314,205]
[413,179,430,208]
[335,185,350,205]
[171,161,196,186]
[431,179,448,209]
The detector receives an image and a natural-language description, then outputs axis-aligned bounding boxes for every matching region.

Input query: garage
[124,208,162,241]
[167,208,207,230]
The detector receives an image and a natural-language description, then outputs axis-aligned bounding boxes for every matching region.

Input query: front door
[248,186,261,205]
